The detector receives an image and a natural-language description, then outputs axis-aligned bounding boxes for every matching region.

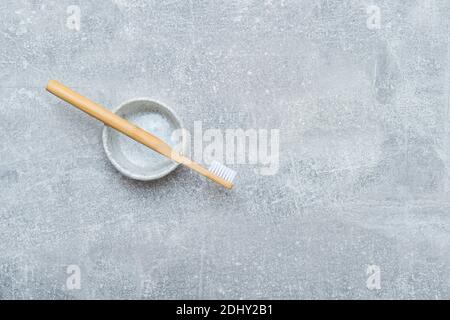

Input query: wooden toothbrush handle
[46,80,174,158]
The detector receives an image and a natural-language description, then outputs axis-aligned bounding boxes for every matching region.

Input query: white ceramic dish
[102,98,186,181]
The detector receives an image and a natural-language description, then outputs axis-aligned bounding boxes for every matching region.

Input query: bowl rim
[102,97,187,181]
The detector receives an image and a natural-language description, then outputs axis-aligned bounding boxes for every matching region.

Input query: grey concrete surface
[1,0,450,299]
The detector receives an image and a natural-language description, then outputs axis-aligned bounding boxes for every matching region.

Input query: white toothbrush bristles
[208,161,237,184]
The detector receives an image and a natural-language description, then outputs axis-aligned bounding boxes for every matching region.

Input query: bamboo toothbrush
[46,80,236,189]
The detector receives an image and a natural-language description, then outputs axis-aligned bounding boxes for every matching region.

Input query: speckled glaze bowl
[102,98,186,181]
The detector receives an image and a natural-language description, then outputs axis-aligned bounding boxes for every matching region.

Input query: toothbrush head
[208,161,237,186]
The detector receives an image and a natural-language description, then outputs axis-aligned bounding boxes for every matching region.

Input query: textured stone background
[1,0,450,299]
